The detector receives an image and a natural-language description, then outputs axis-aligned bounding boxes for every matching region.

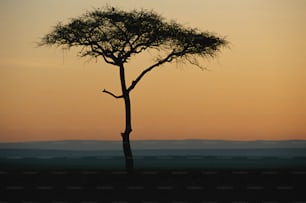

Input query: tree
[40,7,227,172]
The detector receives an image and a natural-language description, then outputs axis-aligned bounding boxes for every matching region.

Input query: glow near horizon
[0,0,306,142]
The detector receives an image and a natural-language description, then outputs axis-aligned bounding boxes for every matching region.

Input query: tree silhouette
[40,7,227,171]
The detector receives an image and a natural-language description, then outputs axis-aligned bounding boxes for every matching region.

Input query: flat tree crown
[40,7,227,67]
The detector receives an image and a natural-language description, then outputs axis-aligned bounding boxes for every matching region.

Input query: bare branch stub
[102,89,123,99]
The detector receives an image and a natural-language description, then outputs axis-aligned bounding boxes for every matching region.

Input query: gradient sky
[0,0,306,142]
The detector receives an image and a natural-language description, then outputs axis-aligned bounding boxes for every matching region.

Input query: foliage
[40,7,227,68]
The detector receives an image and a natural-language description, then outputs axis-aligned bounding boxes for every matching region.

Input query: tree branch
[92,42,118,65]
[127,50,176,92]
[102,89,123,99]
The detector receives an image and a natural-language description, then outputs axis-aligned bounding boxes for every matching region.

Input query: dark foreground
[1,145,306,202]
[1,168,306,202]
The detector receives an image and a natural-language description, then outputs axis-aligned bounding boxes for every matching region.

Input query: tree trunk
[119,64,134,172]
[121,94,134,172]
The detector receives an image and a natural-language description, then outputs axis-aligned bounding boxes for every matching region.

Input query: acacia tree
[40,7,227,171]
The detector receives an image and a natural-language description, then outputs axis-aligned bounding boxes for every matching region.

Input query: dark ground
[1,146,306,202]
[1,168,306,202]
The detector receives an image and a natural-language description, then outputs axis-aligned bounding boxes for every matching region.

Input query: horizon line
[1,138,306,144]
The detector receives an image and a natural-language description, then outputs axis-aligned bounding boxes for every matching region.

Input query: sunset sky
[0,0,305,142]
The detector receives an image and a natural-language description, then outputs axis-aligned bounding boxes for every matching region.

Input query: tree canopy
[41,7,226,74]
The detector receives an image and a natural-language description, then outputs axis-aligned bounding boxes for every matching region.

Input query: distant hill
[0,139,306,151]
[1,140,306,169]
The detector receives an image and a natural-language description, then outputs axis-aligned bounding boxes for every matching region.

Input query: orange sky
[0,0,306,142]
